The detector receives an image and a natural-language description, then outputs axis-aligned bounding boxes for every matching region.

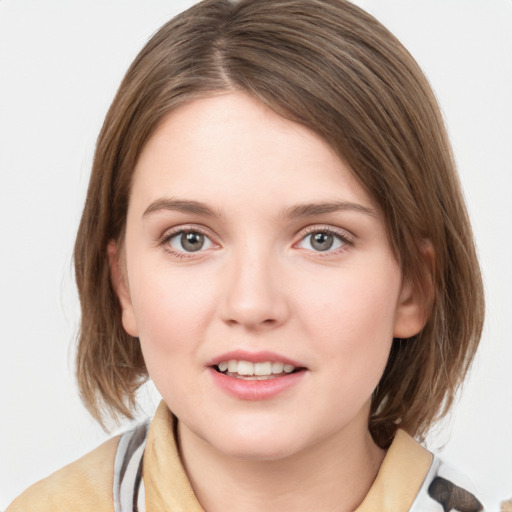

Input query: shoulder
[358,429,486,512]
[7,435,121,512]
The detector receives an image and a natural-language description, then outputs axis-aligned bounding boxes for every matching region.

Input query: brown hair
[74,0,484,445]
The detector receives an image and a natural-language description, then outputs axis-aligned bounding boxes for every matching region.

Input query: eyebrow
[143,199,219,217]
[282,201,377,219]
[143,198,376,219]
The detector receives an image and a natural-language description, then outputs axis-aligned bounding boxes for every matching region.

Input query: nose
[220,246,290,331]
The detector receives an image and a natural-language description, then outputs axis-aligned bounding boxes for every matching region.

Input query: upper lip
[206,350,305,368]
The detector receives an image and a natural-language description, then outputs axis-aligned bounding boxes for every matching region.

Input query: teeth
[254,362,272,375]
[237,360,253,375]
[272,362,284,373]
[217,359,297,378]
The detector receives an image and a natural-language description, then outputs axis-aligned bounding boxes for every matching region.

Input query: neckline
[143,401,433,512]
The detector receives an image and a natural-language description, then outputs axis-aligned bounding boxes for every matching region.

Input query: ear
[107,240,139,337]
[393,240,435,339]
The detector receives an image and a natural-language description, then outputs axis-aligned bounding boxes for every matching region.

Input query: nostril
[224,316,280,329]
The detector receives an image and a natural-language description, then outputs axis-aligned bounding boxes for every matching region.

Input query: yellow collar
[144,402,432,512]
[354,429,432,512]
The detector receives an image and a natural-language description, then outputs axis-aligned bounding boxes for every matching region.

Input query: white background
[0,1,511,509]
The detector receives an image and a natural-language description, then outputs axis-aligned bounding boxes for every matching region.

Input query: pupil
[311,232,333,251]
[182,232,204,252]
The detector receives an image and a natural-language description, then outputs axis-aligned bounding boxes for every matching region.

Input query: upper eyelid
[298,224,355,241]
[160,224,215,241]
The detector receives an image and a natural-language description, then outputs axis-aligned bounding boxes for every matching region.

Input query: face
[113,92,424,461]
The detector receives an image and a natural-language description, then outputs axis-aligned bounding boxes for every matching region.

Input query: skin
[110,91,426,511]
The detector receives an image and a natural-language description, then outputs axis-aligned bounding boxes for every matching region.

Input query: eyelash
[159,226,214,259]
[159,224,354,259]
[297,225,354,256]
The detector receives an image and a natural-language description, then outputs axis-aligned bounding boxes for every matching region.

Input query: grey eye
[170,231,212,252]
[310,232,334,251]
[181,232,204,252]
[298,231,344,252]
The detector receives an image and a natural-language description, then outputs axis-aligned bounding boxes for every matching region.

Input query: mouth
[207,352,307,400]
[213,360,304,380]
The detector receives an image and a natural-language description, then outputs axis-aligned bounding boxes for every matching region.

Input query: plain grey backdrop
[1,0,511,509]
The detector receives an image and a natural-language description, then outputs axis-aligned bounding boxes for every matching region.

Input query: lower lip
[207,368,306,400]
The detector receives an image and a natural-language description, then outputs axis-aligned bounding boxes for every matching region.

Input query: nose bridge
[222,238,289,329]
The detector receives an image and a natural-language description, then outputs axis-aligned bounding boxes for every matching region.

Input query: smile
[216,360,297,380]
[207,351,307,399]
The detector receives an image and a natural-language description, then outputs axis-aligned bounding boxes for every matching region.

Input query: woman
[7,1,491,510]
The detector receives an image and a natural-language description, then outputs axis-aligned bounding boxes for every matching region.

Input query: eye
[297,229,349,253]
[167,230,214,253]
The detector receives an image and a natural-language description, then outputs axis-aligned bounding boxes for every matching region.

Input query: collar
[354,429,433,512]
[144,401,432,511]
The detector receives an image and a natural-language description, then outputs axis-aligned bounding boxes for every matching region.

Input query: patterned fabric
[113,419,485,512]
[113,422,149,512]
[410,457,484,512]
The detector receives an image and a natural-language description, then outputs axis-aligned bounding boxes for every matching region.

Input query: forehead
[130,91,375,216]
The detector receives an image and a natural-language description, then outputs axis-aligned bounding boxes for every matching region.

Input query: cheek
[301,262,400,341]
[128,265,216,374]
[298,259,400,387]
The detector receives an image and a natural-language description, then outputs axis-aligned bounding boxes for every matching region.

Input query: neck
[177,417,385,512]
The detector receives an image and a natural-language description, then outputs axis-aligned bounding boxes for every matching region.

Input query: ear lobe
[393,241,435,339]
[107,241,139,337]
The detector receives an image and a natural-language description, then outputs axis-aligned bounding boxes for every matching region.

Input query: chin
[203,418,312,462]
[218,437,302,462]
